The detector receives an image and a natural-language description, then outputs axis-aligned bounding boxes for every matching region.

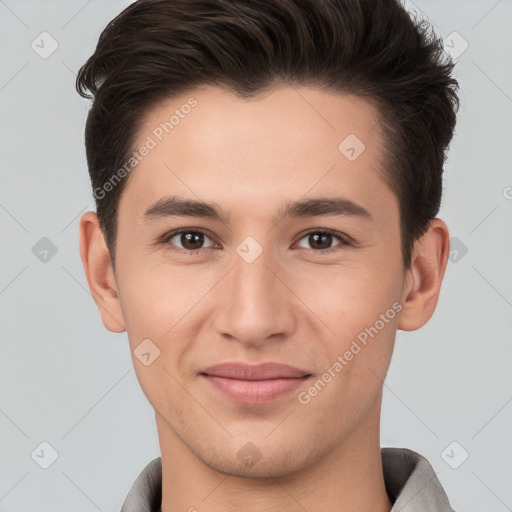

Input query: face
[112,85,408,477]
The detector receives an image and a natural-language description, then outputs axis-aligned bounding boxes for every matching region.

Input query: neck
[156,394,392,512]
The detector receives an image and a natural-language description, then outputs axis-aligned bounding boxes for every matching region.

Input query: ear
[397,218,450,331]
[79,211,126,333]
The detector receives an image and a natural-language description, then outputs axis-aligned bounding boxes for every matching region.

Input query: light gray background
[1,1,511,511]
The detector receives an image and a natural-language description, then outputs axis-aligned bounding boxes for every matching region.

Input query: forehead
[118,85,397,227]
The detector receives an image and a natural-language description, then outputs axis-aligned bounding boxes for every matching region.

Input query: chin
[198,443,316,480]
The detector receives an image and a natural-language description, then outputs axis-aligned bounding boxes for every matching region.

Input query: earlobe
[397,218,450,332]
[79,211,126,333]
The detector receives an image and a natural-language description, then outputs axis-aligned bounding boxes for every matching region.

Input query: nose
[212,244,297,348]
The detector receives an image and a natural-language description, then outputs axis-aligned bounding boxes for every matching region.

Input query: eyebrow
[141,195,372,224]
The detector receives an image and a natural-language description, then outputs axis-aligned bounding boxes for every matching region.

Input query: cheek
[116,261,217,386]
[116,265,196,406]
[295,260,401,386]
[117,258,203,334]
[294,259,398,332]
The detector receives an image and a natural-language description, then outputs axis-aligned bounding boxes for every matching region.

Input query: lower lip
[202,375,311,405]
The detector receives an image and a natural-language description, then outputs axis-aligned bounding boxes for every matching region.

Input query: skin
[79,85,450,512]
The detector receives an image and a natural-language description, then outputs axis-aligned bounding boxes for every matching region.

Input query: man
[76,0,460,510]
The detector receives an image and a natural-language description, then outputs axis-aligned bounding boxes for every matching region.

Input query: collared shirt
[121,447,456,511]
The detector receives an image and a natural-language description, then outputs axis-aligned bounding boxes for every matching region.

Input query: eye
[162,229,218,253]
[160,228,352,255]
[295,229,352,252]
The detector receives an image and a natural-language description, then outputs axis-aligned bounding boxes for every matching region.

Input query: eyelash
[160,228,353,255]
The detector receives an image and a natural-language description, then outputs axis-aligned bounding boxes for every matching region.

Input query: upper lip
[200,362,311,380]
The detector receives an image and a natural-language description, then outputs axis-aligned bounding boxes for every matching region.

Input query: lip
[200,362,312,405]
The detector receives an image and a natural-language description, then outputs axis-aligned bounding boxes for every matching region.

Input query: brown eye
[163,229,216,252]
[296,230,350,252]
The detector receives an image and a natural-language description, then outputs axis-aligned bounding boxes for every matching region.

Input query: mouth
[199,362,312,405]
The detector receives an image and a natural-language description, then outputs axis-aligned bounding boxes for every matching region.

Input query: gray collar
[121,447,455,511]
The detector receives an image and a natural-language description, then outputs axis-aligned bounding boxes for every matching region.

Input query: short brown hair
[76,0,460,270]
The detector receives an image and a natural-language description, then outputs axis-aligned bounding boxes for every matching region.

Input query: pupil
[310,233,331,249]
[182,232,203,250]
